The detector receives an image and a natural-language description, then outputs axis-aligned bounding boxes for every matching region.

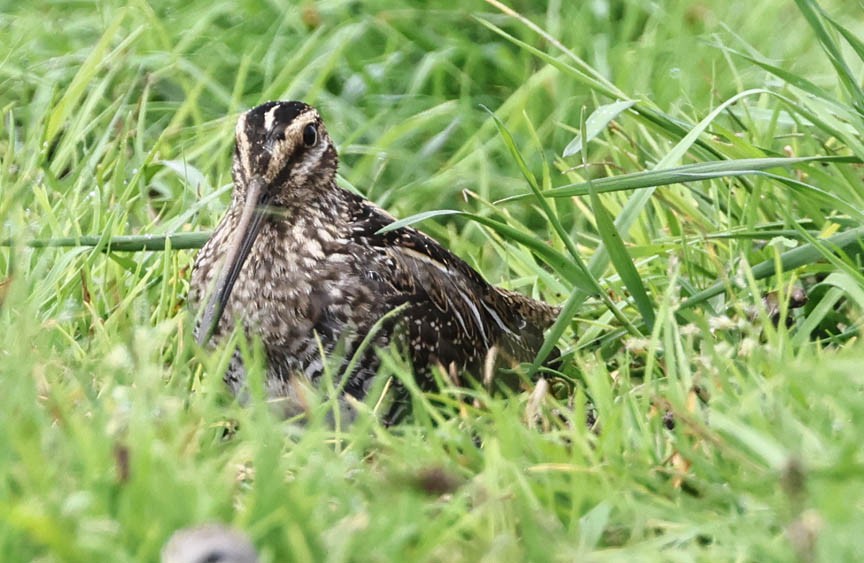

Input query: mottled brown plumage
[190,101,560,423]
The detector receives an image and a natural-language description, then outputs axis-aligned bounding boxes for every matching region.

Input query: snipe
[189,101,560,423]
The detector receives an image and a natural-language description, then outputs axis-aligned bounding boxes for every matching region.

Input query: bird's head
[197,101,338,345]
[231,100,338,205]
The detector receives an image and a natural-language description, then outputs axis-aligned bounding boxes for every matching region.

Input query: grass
[2,0,864,560]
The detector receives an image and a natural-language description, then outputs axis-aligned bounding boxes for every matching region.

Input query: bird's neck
[230,178,352,224]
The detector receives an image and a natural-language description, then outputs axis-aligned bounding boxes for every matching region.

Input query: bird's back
[343,192,561,388]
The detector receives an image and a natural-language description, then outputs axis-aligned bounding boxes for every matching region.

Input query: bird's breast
[200,217,380,348]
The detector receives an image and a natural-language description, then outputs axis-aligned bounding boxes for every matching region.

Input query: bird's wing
[346,197,559,370]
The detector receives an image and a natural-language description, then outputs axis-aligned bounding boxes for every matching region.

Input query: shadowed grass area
[2,0,864,560]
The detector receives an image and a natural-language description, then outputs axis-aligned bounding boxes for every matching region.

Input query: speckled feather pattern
[190,101,560,422]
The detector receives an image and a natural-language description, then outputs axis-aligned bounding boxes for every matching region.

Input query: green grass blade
[476,6,727,161]
[487,109,641,335]
[563,101,636,157]
[44,11,131,142]
[681,226,864,308]
[375,209,464,233]
[586,89,774,284]
[533,156,857,199]
[572,104,654,332]
[794,0,864,109]
[465,214,594,292]
[530,286,589,375]
[821,8,864,68]
[2,232,211,251]
[477,3,623,99]
[587,175,656,331]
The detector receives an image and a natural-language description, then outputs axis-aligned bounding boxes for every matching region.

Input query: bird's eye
[302,124,318,147]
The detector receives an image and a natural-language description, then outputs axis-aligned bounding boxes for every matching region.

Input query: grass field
[2,0,864,561]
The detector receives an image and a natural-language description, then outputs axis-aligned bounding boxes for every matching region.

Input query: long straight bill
[197,176,269,345]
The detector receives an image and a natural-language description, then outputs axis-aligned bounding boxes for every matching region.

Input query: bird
[189,101,561,423]
[161,524,258,563]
